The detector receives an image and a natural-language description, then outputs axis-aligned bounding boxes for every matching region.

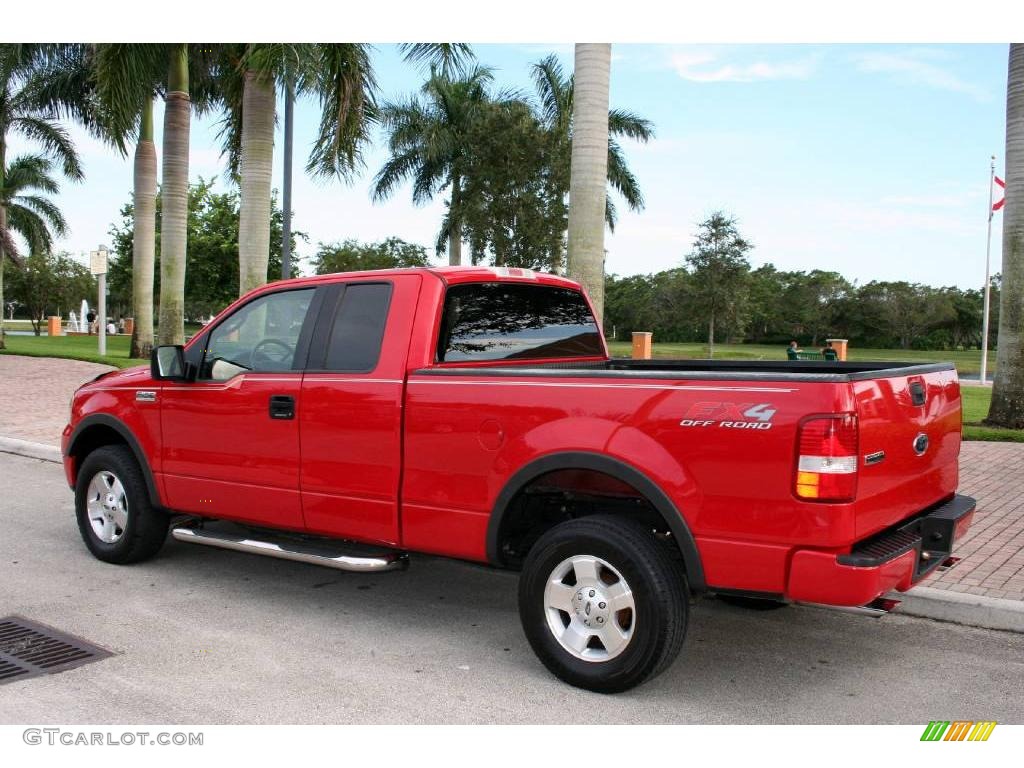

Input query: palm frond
[399,44,475,77]
[608,107,654,142]
[531,55,568,129]
[5,203,54,254]
[607,139,644,212]
[305,43,378,181]
[93,43,167,141]
[10,115,83,180]
[12,195,68,238]
[2,154,59,196]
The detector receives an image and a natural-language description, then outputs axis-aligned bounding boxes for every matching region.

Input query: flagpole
[980,155,995,386]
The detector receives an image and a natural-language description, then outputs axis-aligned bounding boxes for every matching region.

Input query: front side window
[201,288,314,381]
[437,283,603,363]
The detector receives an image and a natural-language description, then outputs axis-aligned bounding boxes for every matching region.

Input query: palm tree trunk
[448,175,463,266]
[567,43,611,324]
[238,69,275,296]
[130,97,157,358]
[158,45,190,346]
[988,44,1024,428]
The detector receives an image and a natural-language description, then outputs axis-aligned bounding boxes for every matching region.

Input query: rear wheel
[518,515,688,693]
[75,445,168,564]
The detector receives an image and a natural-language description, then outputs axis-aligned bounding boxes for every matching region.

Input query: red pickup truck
[62,266,974,692]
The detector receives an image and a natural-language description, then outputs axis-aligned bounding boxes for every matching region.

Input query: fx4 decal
[680,401,778,431]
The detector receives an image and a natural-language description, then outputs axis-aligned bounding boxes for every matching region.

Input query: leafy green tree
[108,179,301,322]
[312,237,431,274]
[460,100,566,271]
[684,212,753,357]
[372,66,497,265]
[7,250,93,334]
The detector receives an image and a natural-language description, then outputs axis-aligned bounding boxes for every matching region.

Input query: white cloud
[669,48,818,83]
[853,49,989,101]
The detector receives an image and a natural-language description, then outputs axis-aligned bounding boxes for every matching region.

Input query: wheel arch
[66,414,162,508]
[487,451,706,592]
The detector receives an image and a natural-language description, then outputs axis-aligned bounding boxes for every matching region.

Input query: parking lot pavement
[1,452,1023,725]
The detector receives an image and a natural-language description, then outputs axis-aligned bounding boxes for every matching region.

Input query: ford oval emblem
[913,433,929,456]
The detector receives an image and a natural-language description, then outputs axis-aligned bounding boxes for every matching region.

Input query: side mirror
[151,345,187,381]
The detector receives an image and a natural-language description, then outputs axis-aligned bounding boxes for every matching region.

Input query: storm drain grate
[0,615,112,685]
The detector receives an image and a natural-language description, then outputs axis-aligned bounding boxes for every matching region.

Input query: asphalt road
[1,452,1022,724]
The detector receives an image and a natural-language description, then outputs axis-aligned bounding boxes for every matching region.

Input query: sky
[7,43,1009,290]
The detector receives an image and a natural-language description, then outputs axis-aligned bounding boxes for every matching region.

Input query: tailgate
[852,366,962,539]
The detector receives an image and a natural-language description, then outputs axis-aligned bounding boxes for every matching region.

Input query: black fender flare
[66,414,163,508]
[486,451,706,591]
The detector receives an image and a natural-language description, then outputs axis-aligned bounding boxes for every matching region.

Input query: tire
[518,514,689,693]
[75,444,168,564]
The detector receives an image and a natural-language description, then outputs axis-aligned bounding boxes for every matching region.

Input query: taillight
[795,414,858,502]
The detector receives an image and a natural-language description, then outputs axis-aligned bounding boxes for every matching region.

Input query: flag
[993,176,1005,212]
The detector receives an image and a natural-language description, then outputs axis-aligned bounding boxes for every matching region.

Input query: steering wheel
[249,338,295,370]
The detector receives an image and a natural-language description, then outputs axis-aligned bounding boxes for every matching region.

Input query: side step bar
[172,526,408,573]
[799,597,902,618]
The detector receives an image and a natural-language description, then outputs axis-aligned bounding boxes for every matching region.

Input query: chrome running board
[172,526,408,573]
[799,596,902,618]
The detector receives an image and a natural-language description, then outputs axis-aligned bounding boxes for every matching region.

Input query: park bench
[787,350,838,361]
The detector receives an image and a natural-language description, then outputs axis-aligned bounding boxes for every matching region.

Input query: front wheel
[75,445,168,564]
[518,515,689,693]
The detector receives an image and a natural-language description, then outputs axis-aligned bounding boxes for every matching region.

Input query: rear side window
[322,283,392,371]
[437,283,603,363]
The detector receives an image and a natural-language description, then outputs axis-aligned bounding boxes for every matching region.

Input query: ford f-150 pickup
[62,266,975,692]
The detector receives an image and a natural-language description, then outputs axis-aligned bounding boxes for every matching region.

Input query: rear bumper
[785,494,975,606]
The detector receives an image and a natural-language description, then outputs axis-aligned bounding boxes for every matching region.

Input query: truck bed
[415,359,956,383]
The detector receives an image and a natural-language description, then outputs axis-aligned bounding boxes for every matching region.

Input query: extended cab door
[159,286,320,529]
[298,275,421,545]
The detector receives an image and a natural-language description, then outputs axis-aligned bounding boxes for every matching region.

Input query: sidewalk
[0,354,116,445]
[1,354,1022,626]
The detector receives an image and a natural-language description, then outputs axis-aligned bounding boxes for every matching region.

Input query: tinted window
[438,283,602,362]
[322,283,392,371]
[201,288,314,380]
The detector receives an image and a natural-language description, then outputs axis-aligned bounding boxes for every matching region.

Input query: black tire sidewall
[519,520,684,692]
[75,445,155,563]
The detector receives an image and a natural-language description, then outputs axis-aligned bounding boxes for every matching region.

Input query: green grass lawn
[960,386,1024,442]
[0,333,140,369]
[606,340,992,376]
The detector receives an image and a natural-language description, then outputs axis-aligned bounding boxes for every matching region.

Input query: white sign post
[89,246,109,356]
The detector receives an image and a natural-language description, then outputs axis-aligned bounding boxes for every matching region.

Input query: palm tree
[96,44,215,347]
[1,156,68,248]
[567,44,612,322]
[34,44,157,358]
[0,44,82,349]
[372,66,495,265]
[532,52,652,235]
[216,44,378,297]
[988,43,1024,428]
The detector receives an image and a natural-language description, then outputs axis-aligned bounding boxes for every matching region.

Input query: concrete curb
[0,436,61,464]
[888,586,1024,634]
